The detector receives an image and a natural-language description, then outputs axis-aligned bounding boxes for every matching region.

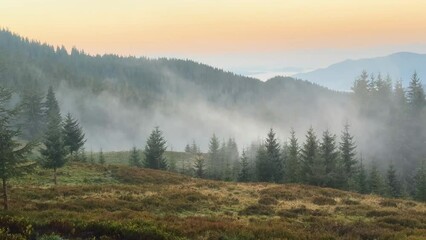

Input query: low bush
[239,204,274,216]
[312,196,337,205]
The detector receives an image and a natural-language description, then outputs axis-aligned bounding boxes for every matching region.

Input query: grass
[2,162,426,239]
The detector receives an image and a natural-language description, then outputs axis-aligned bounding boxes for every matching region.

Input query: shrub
[312,196,337,205]
[341,198,360,205]
[258,197,278,205]
[379,200,398,208]
[239,204,274,216]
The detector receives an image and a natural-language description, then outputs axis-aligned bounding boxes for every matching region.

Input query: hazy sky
[2,0,426,75]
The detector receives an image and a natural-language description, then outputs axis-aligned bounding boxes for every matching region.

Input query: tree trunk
[54,167,57,185]
[2,177,8,210]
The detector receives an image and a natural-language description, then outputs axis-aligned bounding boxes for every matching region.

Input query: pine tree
[356,158,368,194]
[386,164,401,198]
[184,144,191,153]
[407,71,425,110]
[144,127,167,170]
[369,162,383,195]
[0,87,35,210]
[300,127,319,184]
[415,161,426,202]
[191,140,199,154]
[238,149,250,182]
[339,123,357,187]
[63,113,86,158]
[20,87,44,140]
[98,149,105,165]
[129,146,142,167]
[265,128,282,183]
[320,130,339,187]
[255,145,270,182]
[285,129,299,183]
[207,134,220,179]
[193,153,205,178]
[40,87,67,185]
[89,150,95,164]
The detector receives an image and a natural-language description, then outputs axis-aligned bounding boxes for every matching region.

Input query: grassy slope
[1,162,426,240]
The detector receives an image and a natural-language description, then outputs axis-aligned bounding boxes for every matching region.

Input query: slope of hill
[0,29,348,151]
[2,162,426,239]
[294,52,426,90]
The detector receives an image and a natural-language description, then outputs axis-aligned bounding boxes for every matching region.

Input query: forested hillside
[0,29,347,151]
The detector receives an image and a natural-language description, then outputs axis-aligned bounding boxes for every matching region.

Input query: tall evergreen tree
[0,87,35,209]
[265,128,282,182]
[386,164,401,198]
[300,127,319,185]
[40,87,66,185]
[129,146,142,167]
[238,149,250,182]
[356,158,368,194]
[63,113,86,158]
[285,129,299,183]
[98,148,105,165]
[89,150,95,164]
[319,130,339,187]
[339,123,357,186]
[193,153,205,178]
[144,127,167,170]
[415,160,426,202]
[255,145,270,182]
[207,134,220,179]
[407,71,425,110]
[369,162,383,195]
[20,87,44,140]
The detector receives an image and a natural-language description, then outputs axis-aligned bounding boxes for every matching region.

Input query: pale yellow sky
[1,0,426,71]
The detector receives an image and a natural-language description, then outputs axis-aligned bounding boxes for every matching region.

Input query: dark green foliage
[255,146,270,182]
[238,149,250,182]
[265,128,282,182]
[0,86,35,209]
[407,71,425,110]
[193,153,205,178]
[207,134,220,179]
[415,161,426,202]
[19,86,44,140]
[339,123,357,188]
[128,147,142,167]
[98,149,105,165]
[319,130,339,187]
[369,162,384,195]
[285,129,299,183]
[62,113,86,157]
[300,127,319,185]
[144,127,167,170]
[356,159,368,194]
[40,87,66,185]
[386,164,401,198]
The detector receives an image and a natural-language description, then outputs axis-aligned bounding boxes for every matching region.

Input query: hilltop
[2,162,426,239]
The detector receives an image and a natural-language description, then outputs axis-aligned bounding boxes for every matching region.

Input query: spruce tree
[63,113,86,158]
[415,161,426,202]
[238,149,250,182]
[207,134,220,179]
[255,145,270,182]
[339,123,357,187]
[193,153,205,178]
[129,146,142,167]
[0,87,35,210]
[265,128,282,183]
[407,71,425,110]
[98,149,105,165]
[386,164,401,198]
[144,127,167,170]
[300,127,319,184]
[369,162,383,195]
[285,129,299,183]
[20,87,44,140]
[356,158,368,194]
[89,150,95,164]
[184,144,191,153]
[320,130,339,187]
[40,87,67,185]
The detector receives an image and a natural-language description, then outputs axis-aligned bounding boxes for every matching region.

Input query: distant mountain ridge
[294,52,426,90]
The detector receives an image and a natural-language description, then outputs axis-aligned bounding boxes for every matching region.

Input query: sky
[2,0,426,78]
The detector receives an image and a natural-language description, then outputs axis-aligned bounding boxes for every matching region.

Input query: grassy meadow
[1,161,426,239]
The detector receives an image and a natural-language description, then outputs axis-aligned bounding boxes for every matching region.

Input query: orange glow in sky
[2,0,426,70]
